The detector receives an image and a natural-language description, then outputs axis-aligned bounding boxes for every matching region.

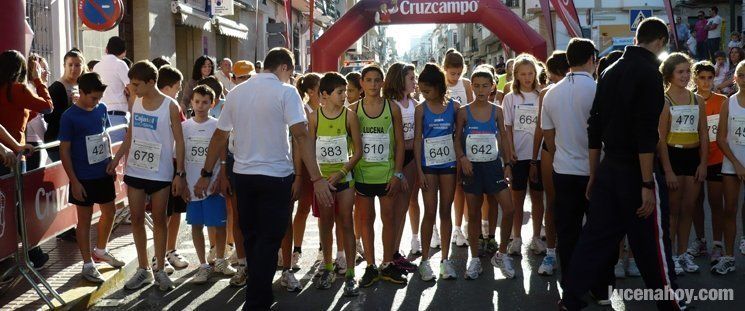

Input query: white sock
[481,220,489,236]
[454,226,462,231]
[93,247,106,256]
[412,234,419,240]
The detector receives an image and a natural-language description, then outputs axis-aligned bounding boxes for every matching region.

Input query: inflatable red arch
[311,0,547,72]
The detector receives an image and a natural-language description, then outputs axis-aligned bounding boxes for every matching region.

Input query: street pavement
[91,194,745,311]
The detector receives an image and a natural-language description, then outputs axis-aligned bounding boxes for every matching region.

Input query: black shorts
[69,175,116,207]
[167,194,187,216]
[707,163,723,182]
[511,160,544,191]
[226,151,236,191]
[404,150,415,167]
[124,175,171,195]
[355,182,388,197]
[422,167,456,175]
[667,146,700,177]
[461,160,509,195]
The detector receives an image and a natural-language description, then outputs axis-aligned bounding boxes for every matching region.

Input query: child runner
[713,61,745,275]
[455,69,516,279]
[59,72,125,283]
[413,63,458,281]
[184,85,236,284]
[108,61,185,291]
[308,72,362,295]
[352,64,406,287]
[443,49,474,248]
[502,54,545,256]
[657,52,707,275]
[383,62,419,271]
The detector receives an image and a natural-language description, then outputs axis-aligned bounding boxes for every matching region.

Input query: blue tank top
[421,99,456,168]
[463,104,500,163]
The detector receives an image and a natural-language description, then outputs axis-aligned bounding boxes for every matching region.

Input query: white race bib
[670,105,699,133]
[402,114,415,141]
[128,139,162,172]
[186,136,210,164]
[514,105,538,132]
[707,114,720,142]
[466,134,498,162]
[85,133,110,165]
[362,133,390,162]
[424,134,455,166]
[316,135,349,164]
[731,117,745,146]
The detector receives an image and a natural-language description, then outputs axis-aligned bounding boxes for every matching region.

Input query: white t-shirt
[708,15,722,39]
[447,78,471,105]
[503,91,540,161]
[93,54,130,112]
[541,72,596,176]
[182,117,220,201]
[217,73,307,177]
[216,70,235,94]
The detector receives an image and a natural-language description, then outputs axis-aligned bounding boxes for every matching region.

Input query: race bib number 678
[128,139,162,172]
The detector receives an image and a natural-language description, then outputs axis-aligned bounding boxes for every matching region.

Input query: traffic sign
[78,0,124,32]
[630,9,653,32]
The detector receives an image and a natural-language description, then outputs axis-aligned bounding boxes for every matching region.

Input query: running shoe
[166,250,189,269]
[343,277,359,296]
[419,260,435,281]
[335,256,347,275]
[153,269,175,291]
[537,255,556,276]
[82,264,105,284]
[316,269,336,289]
[507,237,522,256]
[465,258,483,280]
[452,228,468,247]
[150,257,175,275]
[291,251,302,270]
[410,236,422,256]
[393,252,417,272]
[215,258,237,276]
[431,227,441,249]
[191,265,212,284]
[740,237,745,255]
[440,259,457,280]
[359,265,379,288]
[711,256,736,275]
[491,252,515,279]
[679,253,700,273]
[528,236,547,255]
[672,256,684,275]
[280,270,302,292]
[626,258,641,277]
[230,265,247,287]
[92,249,125,268]
[380,264,407,284]
[124,268,153,290]
[710,242,724,265]
[207,246,216,264]
[686,238,707,257]
[485,238,499,255]
[614,259,626,278]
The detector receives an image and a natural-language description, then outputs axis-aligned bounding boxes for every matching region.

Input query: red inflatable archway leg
[0,0,27,54]
[311,0,547,72]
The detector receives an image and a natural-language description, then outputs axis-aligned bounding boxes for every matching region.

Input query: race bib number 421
[85,133,110,165]
[128,139,162,172]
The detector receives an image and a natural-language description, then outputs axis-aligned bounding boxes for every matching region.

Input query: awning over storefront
[172,2,211,31]
[214,16,249,40]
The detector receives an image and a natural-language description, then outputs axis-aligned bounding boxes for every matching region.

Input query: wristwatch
[393,172,405,180]
[200,169,213,178]
[175,171,186,178]
[641,180,655,189]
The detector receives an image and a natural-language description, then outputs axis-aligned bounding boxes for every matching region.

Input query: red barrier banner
[0,143,127,259]
[550,0,582,38]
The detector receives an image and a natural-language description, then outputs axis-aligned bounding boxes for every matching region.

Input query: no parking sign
[78,0,124,31]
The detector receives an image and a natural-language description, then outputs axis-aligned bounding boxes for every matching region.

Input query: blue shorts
[461,160,509,195]
[186,194,227,227]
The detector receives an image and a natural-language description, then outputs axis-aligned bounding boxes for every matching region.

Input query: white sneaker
[672,256,684,275]
[537,255,556,276]
[153,269,175,291]
[418,260,435,281]
[335,256,347,275]
[191,265,212,284]
[410,237,422,256]
[440,259,457,280]
[166,250,189,269]
[679,253,700,273]
[124,268,153,290]
[686,239,706,257]
[431,227,441,249]
[280,270,302,292]
[465,258,483,280]
[356,240,365,259]
[92,249,125,268]
[215,258,237,276]
[740,237,745,255]
[626,258,641,277]
[452,229,468,247]
[207,246,216,264]
[291,251,302,270]
[529,237,547,255]
[507,238,522,256]
[711,256,736,275]
[491,252,515,279]
[151,257,175,275]
[82,264,105,283]
[614,259,626,278]
[230,265,247,287]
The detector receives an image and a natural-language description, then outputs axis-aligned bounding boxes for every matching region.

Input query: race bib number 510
[362,133,390,162]
[128,139,162,172]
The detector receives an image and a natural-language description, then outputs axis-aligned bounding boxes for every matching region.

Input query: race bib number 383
[514,105,538,132]
[316,135,349,164]
[466,134,498,162]
[362,133,390,162]
[128,139,162,172]
[85,133,110,165]
[424,134,455,166]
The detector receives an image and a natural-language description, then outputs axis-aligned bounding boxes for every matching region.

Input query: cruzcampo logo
[397,0,479,16]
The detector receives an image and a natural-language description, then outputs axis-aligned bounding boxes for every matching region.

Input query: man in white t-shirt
[92,36,131,143]
[706,6,723,60]
[194,48,332,310]
[215,58,235,96]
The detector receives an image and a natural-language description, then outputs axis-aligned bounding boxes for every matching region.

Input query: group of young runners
[48,17,744,310]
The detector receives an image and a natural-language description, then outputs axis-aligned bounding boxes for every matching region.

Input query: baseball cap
[233,60,255,77]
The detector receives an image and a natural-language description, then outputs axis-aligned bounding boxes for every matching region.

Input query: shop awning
[172,2,211,31]
[215,16,249,40]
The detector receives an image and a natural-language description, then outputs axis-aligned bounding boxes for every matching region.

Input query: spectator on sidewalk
[180,55,215,115]
[92,36,131,143]
[45,49,85,162]
[694,11,709,60]
[216,58,235,96]
[676,16,690,52]
[25,53,50,170]
[706,6,723,60]
[728,31,743,49]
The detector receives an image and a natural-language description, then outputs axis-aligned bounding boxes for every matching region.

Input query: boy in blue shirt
[59,72,125,283]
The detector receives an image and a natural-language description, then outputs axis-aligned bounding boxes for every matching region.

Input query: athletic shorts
[69,175,116,207]
[355,182,388,197]
[511,160,544,191]
[310,182,349,217]
[667,146,700,177]
[124,175,171,195]
[226,151,236,190]
[707,163,723,182]
[167,194,187,216]
[422,167,456,175]
[404,150,415,167]
[462,160,509,195]
[186,194,227,227]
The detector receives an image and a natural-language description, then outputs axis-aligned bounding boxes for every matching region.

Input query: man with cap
[232,60,256,87]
